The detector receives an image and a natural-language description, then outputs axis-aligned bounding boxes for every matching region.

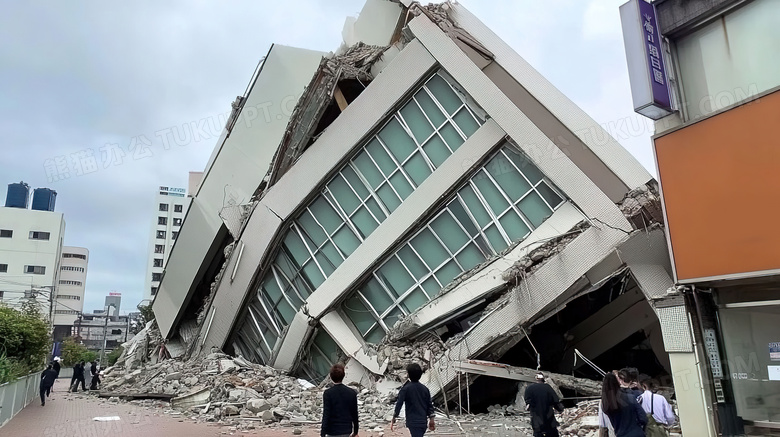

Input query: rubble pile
[558,399,601,436]
[101,351,402,433]
[502,221,590,282]
[375,338,446,379]
[619,182,664,229]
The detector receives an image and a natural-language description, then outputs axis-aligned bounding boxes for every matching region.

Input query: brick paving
[0,379,322,437]
[4,378,525,437]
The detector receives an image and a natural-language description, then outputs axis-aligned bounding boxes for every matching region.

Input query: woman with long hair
[600,372,647,437]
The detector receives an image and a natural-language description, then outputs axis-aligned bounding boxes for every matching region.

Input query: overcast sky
[0,0,655,315]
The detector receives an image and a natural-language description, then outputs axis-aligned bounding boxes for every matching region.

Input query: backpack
[645,393,669,437]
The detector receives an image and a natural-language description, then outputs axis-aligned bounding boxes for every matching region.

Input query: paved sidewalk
[1,378,244,437]
[3,378,523,437]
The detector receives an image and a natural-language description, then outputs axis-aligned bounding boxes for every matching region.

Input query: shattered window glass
[342,144,566,345]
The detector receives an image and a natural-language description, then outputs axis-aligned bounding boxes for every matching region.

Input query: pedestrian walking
[40,364,58,406]
[71,361,87,392]
[639,378,674,437]
[599,373,647,437]
[89,361,101,390]
[320,364,359,437]
[391,363,435,437]
[52,357,61,377]
[524,372,565,437]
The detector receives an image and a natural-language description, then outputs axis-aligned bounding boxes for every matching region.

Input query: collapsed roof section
[266,42,389,186]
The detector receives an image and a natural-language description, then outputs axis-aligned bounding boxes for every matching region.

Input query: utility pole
[99,303,116,367]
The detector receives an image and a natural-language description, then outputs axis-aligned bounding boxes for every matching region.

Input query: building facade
[52,246,89,342]
[0,204,65,315]
[620,0,780,434]
[143,186,190,303]
[74,295,129,362]
[155,0,692,420]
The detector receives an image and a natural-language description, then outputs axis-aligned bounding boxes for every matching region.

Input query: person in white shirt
[639,378,676,426]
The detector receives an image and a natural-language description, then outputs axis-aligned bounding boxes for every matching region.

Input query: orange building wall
[654,90,780,282]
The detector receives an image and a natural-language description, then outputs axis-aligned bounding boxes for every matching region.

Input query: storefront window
[676,0,780,120]
[719,303,780,423]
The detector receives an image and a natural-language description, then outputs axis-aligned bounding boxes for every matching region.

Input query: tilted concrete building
[154,0,690,418]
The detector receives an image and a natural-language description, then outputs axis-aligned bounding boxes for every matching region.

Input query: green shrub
[107,346,124,366]
[0,304,50,383]
[61,337,98,366]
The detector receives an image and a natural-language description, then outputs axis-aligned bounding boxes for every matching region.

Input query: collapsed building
[152,0,695,431]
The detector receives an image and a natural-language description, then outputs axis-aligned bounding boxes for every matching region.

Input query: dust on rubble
[97,351,579,436]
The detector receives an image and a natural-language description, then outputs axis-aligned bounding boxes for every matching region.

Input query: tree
[0,304,50,383]
[131,303,155,335]
[107,346,124,366]
[61,337,97,366]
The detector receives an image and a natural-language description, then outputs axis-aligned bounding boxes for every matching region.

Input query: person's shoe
[41,402,45,406]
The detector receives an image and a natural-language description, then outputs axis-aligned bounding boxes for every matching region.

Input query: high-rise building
[31,188,57,212]
[104,292,121,315]
[5,182,30,208]
[620,0,780,433]
[52,246,89,342]
[143,186,190,303]
[0,205,65,315]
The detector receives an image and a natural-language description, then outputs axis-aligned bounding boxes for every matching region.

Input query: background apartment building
[620,0,780,434]
[75,294,130,364]
[52,246,89,342]
[0,182,65,316]
[143,185,190,303]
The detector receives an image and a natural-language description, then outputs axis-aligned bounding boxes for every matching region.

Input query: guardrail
[0,371,42,428]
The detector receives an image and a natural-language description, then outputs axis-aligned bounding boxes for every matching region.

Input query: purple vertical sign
[637,0,671,110]
[620,0,673,119]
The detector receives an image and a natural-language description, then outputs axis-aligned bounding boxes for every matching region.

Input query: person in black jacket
[321,364,358,437]
[52,357,61,376]
[600,372,647,437]
[89,361,101,390]
[40,364,58,406]
[391,363,435,437]
[619,368,644,402]
[524,372,565,437]
[71,361,87,392]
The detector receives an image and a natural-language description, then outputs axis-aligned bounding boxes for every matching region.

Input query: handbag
[645,393,670,437]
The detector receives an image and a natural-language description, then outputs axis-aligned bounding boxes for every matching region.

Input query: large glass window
[676,0,780,120]
[299,330,343,383]
[233,71,486,362]
[232,300,280,364]
[720,303,780,423]
[344,144,565,343]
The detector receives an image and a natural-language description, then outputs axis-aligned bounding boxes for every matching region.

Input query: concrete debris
[268,42,388,185]
[195,242,235,327]
[502,221,590,282]
[558,399,601,436]
[102,351,404,430]
[115,320,154,371]
[101,338,614,436]
[618,182,664,229]
[375,338,446,380]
